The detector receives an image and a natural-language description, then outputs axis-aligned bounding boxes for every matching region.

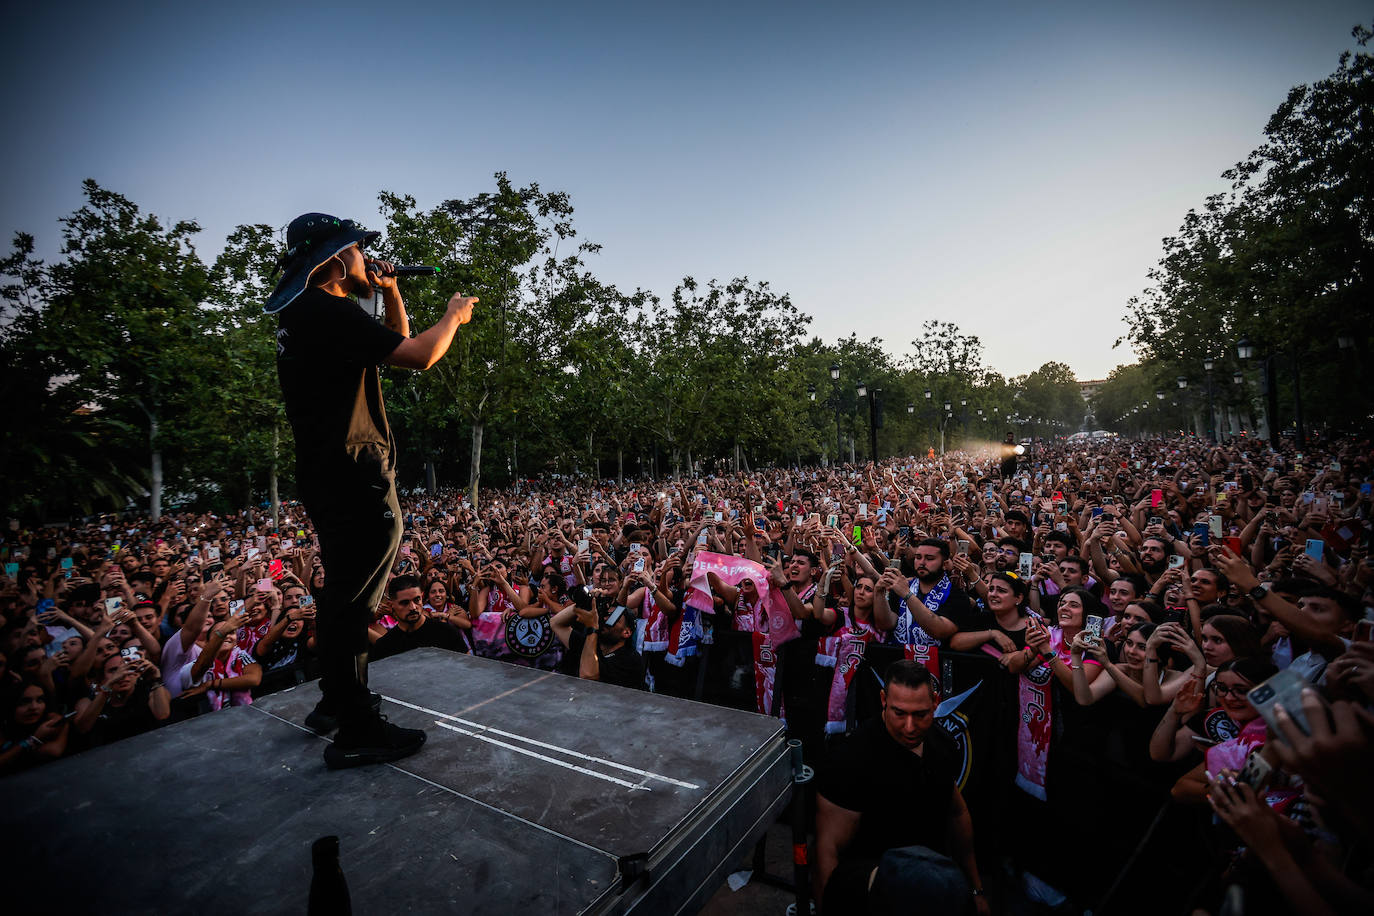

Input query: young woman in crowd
[1147,656,1279,801]
[0,681,69,773]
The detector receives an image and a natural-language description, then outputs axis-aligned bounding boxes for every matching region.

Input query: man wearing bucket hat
[268,212,477,769]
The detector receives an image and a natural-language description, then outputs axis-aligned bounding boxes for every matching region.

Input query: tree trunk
[686,448,693,477]
[425,459,437,495]
[617,448,624,486]
[468,421,484,509]
[148,411,162,521]
[269,423,280,527]
[150,446,162,521]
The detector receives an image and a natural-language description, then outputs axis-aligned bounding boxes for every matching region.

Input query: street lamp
[1338,334,1354,350]
[829,364,841,464]
[907,403,914,415]
[1176,376,1188,390]
[807,383,816,402]
[1233,370,1243,385]
[1235,339,1283,446]
[855,383,868,460]
[1202,358,1216,442]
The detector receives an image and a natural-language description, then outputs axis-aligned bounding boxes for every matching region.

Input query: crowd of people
[2,433,1372,914]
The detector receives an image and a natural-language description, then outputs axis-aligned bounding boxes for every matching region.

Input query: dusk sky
[3,1,1367,381]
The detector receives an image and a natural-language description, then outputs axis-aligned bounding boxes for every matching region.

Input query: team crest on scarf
[505,614,554,659]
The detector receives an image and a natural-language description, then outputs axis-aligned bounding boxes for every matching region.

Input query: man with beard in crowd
[372,575,469,661]
[877,538,967,647]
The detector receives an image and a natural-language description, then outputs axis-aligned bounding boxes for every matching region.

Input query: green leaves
[1123,22,1374,435]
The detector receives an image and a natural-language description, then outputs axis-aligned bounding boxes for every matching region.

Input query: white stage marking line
[454,672,555,716]
[245,705,613,857]
[432,720,649,791]
[383,694,701,790]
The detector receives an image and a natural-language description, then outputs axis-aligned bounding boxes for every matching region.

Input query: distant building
[1079,379,1105,401]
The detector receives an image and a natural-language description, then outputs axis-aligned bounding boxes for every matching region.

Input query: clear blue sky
[2,0,1367,380]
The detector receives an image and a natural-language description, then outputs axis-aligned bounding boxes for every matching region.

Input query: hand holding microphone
[365,259,439,289]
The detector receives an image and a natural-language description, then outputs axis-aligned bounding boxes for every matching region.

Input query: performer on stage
[265,213,477,769]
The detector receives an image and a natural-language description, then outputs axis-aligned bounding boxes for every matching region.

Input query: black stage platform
[1,649,792,914]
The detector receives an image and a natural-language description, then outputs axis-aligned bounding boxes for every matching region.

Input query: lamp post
[1176,376,1188,438]
[1236,339,1281,447]
[856,382,881,461]
[1202,358,1216,443]
[941,400,952,455]
[923,388,934,454]
[856,382,867,461]
[960,397,969,439]
[829,363,842,464]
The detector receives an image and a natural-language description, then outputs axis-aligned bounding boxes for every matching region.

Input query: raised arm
[385,292,478,370]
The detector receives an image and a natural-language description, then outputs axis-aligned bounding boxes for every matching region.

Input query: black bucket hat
[263,213,379,314]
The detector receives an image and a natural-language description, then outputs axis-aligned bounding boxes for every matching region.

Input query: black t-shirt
[564,631,647,690]
[275,288,405,486]
[373,619,470,660]
[815,718,959,861]
[948,605,1029,650]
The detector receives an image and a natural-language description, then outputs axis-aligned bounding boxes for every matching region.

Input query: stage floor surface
[1,649,791,914]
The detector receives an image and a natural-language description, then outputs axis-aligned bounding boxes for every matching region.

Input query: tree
[1014,361,1084,435]
[1125,23,1374,438]
[25,181,213,519]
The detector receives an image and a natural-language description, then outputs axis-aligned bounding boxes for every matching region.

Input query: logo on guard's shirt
[276,327,288,356]
[937,710,974,792]
[505,615,554,659]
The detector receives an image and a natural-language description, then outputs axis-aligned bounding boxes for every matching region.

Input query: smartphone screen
[1304,539,1324,562]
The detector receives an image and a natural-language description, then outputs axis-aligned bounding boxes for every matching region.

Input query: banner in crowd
[684,551,800,646]
[470,611,562,670]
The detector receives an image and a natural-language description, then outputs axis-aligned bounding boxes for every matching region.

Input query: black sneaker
[323,715,426,770]
[305,691,384,734]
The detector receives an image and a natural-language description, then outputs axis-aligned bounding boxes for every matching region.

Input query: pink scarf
[982,640,1053,801]
[822,606,887,734]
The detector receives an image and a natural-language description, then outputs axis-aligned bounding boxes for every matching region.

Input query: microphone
[367,263,440,278]
[391,265,439,277]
